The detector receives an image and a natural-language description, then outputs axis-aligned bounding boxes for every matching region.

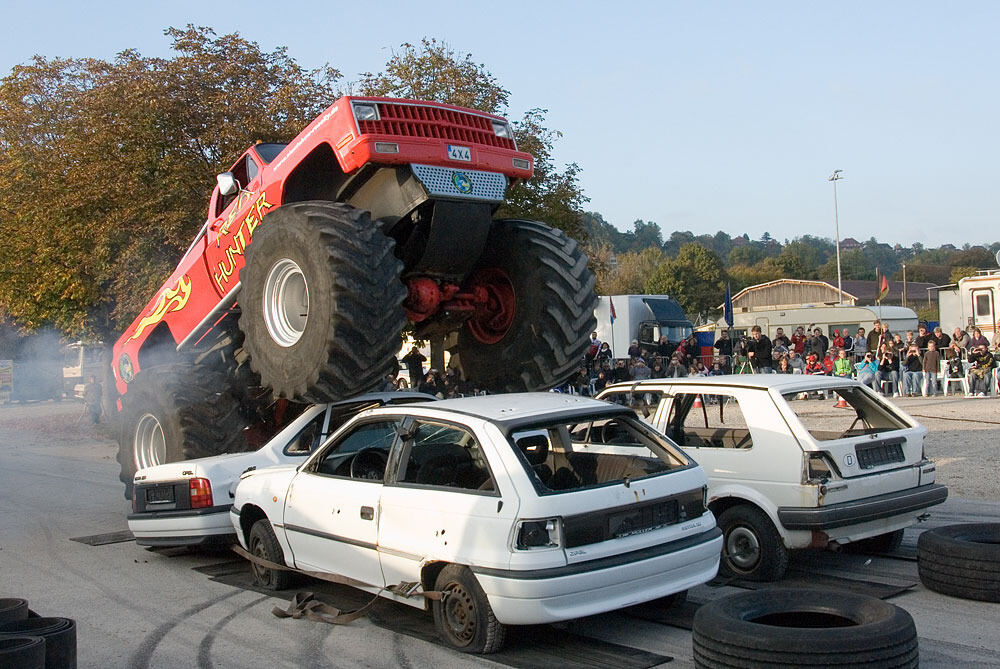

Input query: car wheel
[248,519,293,591]
[718,505,789,582]
[432,564,506,653]
[238,201,406,403]
[117,363,248,499]
[692,588,918,668]
[917,523,1000,602]
[455,219,597,392]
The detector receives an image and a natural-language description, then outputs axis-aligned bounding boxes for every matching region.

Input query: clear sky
[4,1,998,249]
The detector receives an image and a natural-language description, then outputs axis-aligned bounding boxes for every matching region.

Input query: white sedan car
[128,392,435,547]
[597,375,947,581]
[231,393,721,653]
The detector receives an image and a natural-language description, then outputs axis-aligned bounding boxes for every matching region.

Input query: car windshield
[781,386,910,441]
[508,412,691,494]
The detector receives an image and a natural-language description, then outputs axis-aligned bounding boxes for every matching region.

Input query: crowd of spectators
[564,320,999,399]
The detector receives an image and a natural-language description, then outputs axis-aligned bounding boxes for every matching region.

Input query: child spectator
[833,349,852,377]
[922,340,941,396]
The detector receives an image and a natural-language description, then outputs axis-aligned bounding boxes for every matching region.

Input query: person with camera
[875,344,900,397]
[968,344,996,397]
[855,351,880,391]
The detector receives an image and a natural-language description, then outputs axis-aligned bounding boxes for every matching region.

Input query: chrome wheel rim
[134,413,166,469]
[727,525,761,571]
[263,259,309,347]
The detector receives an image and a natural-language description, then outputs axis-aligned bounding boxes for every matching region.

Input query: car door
[204,150,265,297]
[281,418,401,588]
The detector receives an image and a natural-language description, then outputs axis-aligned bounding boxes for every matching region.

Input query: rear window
[781,386,910,441]
[509,413,691,495]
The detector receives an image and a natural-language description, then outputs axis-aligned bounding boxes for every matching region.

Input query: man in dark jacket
[745,325,773,372]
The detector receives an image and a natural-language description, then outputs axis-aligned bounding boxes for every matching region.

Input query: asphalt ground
[1,398,998,668]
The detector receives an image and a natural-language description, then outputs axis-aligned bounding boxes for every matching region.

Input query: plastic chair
[942,360,969,396]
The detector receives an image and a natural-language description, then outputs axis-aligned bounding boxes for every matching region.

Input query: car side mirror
[217,172,239,196]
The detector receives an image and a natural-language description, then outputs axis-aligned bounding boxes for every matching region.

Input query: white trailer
[710,304,918,341]
[593,295,693,358]
[938,269,1000,339]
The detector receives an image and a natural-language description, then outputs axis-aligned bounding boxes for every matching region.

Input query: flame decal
[127,275,192,342]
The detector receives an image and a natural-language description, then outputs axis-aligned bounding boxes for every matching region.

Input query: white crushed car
[597,375,947,581]
[128,392,435,547]
[231,393,721,653]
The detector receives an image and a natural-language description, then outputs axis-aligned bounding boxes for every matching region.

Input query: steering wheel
[349,448,388,480]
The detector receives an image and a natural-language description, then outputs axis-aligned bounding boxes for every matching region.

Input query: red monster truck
[112,96,597,494]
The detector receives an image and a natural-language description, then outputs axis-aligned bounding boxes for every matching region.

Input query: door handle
[360,506,374,521]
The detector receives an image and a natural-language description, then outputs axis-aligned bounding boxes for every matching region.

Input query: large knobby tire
[456,219,596,392]
[917,523,1000,602]
[692,588,919,668]
[117,363,248,499]
[248,519,293,591]
[717,505,789,582]
[238,201,406,403]
[432,564,506,654]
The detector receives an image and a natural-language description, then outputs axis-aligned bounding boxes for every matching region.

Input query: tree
[646,243,726,321]
[359,39,587,239]
[949,266,979,284]
[0,26,340,337]
[598,247,664,295]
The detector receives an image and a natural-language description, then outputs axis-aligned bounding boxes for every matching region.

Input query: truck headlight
[352,103,379,122]
[514,518,561,550]
[491,121,511,138]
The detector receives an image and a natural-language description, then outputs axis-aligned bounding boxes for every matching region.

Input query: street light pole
[828,170,844,304]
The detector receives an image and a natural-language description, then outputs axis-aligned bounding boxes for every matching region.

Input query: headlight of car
[491,120,511,138]
[352,102,380,122]
[514,517,562,550]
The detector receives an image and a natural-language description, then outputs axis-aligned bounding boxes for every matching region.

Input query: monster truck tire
[117,363,248,499]
[917,523,1000,602]
[238,201,406,403]
[691,588,919,668]
[456,219,597,392]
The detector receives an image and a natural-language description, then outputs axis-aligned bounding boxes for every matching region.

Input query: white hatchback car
[231,393,721,653]
[597,375,947,581]
[128,392,435,547]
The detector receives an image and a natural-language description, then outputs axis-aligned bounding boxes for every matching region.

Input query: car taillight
[189,478,213,509]
[514,518,562,550]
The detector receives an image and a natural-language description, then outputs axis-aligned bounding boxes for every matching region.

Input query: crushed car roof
[603,374,864,393]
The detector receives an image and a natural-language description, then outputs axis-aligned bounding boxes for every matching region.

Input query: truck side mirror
[216,172,239,196]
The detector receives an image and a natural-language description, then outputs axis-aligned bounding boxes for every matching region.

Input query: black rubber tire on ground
[917,522,1000,602]
[117,363,249,499]
[691,588,919,668]
[848,529,905,554]
[0,617,77,669]
[0,637,45,669]
[248,519,293,591]
[432,564,506,654]
[0,598,28,623]
[238,201,406,403]
[717,505,789,582]
[456,219,597,392]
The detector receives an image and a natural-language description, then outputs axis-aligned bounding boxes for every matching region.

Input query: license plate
[145,486,175,504]
[608,500,677,538]
[447,144,471,161]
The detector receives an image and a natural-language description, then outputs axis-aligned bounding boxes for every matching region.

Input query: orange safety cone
[833,395,849,409]
[693,395,703,409]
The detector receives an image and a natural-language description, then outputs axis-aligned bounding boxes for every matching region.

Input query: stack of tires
[0,598,77,668]
[917,522,1000,602]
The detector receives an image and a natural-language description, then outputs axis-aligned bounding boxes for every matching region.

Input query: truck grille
[855,439,906,470]
[358,103,517,150]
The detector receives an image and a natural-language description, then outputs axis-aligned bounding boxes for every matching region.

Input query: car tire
[692,588,918,668]
[917,523,1000,602]
[117,363,248,499]
[848,529,905,554]
[238,201,406,403]
[0,599,28,623]
[248,519,293,591]
[432,564,506,653]
[717,505,789,582]
[455,219,597,392]
[0,617,77,669]
[0,637,45,669]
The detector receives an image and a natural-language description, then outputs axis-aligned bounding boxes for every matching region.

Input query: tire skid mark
[196,593,270,669]
[293,620,339,669]
[130,590,243,669]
